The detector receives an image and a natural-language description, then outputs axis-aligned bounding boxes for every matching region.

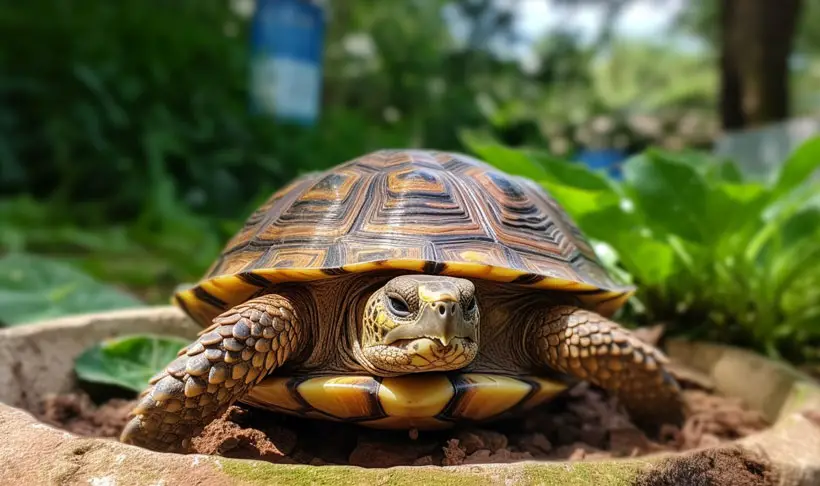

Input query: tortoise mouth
[362,337,478,375]
[389,336,472,350]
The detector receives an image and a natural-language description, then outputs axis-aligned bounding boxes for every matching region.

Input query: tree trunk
[719,0,802,130]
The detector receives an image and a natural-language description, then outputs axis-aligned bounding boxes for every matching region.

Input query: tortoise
[121,149,684,452]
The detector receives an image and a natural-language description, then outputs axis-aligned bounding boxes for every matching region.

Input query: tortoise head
[357,275,480,375]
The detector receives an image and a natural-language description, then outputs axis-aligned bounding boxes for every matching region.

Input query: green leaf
[590,239,634,286]
[605,231,677,288]
[460,132,549,181]
[771,136,820,199]
[74,334,191,393]
[528,151,618,192]
[0,253,144,326]
[574,202,643,243]
[622,152,710,243]
[543,184,620,222]
[645,148,743,183]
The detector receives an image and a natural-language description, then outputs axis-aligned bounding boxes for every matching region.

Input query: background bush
[467,133,820,363]
[1,1,819,369]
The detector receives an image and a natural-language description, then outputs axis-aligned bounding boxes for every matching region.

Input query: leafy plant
[0,253,144,326]
[75,334,190,392]
[464,132,820,361]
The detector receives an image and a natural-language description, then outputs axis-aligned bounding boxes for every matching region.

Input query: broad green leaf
[771,136,820,200]
[606,232,677,287]
[622,152,710,243]
[541,183,621,223]
[528,151,618,192]
[0,253,144,326]
[714,160,744,183]
[74,334,191,392]
[590,240,634,286]
[574,202,643,243]
[645,148,743,183]
[460,133,549,181]
[718,182,767,207]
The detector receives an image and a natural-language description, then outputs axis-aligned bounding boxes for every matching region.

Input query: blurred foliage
[467,134,820,363]
[75,334,190,392]
[0,253,143,326]
[1,0,820,365]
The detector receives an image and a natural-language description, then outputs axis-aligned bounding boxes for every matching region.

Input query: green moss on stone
[221,458,649,486]
[520,460,647,485]
[222,461,496,486]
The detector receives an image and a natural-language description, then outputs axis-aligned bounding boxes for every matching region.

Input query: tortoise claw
[528,305,686,434]
[120,293,303,452]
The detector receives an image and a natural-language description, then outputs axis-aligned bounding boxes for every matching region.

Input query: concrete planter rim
[0,306,818,485]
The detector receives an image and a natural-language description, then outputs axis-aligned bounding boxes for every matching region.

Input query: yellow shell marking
[243,373,568,429]
[176,259,633,327]
[296,376,380,419]
[518,376,569,410]
[244,376,303,412]
[377,374,454,418]
[447,374,533,421]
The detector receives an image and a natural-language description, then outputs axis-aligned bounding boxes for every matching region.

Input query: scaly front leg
[121,293,305,452]
[527,305,685,432]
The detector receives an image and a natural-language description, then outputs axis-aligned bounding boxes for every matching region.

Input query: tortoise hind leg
[527,305,685,433]
[121,293,305,452]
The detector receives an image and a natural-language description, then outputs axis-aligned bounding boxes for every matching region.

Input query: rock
[568,447,588,460]
[579,423,607,448]
[412,455,434,466]
[455,429,507,453]
[803,410,820,428]
[454,431,484,454]
[473,429,508,452]
[441,439,466,466]
[518,433,552,455]
[349,438,424,468]
[607,426,652,456]
[464,449,492,464]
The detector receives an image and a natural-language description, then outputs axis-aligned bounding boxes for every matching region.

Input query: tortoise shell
[175,149,633,327]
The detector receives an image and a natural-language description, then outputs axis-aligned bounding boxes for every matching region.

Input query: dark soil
[36,376,769,468]
[634,446,778,486]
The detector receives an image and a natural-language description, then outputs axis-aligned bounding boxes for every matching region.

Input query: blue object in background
[575,148,628,180]
[250,0,325,125]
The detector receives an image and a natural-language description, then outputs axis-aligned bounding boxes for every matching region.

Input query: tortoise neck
[281,274,391,374]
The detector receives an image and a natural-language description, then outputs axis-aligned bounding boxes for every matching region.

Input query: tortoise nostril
[438,304,446,316]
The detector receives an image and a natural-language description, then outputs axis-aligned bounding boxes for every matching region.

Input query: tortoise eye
[387,295,411,317]
[466,297,477,312]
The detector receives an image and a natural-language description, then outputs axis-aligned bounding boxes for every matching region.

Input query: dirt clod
[635,446,777,486]
[36,361,771,468]
[191,406,296,463]
[39,393,132,437]
[442,439,467,466]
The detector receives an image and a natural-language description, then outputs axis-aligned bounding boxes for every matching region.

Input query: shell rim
[174,258,636,323]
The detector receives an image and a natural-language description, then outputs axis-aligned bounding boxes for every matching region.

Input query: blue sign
[575,148,627,180]
[250,0,325,125]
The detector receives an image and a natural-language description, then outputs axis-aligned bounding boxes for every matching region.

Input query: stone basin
[0,306,818,485]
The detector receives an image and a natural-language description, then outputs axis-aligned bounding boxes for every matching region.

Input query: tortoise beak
[384,298,475,346]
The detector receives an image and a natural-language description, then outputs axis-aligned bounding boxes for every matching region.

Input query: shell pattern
[175,150,633,326]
